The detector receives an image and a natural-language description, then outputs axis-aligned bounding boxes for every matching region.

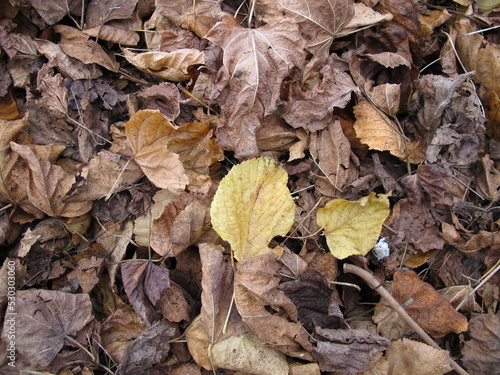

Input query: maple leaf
[206,17,306,158]
[210,157,295,261]
[316,192,390,259]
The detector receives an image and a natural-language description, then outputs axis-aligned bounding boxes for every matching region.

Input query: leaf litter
[0,0,499,374]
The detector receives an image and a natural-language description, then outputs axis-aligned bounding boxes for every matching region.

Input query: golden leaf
[210,157,295,261]
[353,99,424,163]
[316,192,390,259]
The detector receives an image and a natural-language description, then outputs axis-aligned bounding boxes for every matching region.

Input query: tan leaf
[353,98,424,163]
[0,289,93,368]
[206,18,306,158]
[392,270,468,337]
[85,0,139,28]
[54,25,120,72]
[279,0,354,56]
[123,48,204,82]
[210,157,296,261]
[10,142,92,217]
[440,285,482,313]
[83,15,141,46]
[36,64,68,115]
[385,339,452,375]
[419,9,452,37]
[341,2,394,35]
[125,110,189,193]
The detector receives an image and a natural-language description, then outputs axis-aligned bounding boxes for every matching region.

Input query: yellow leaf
[353,99,424,163]
[210,157,295,261]
[317,192,390,259]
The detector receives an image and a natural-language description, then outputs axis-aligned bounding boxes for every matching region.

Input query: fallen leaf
[392,270,468,337]
[206,17,306,158]
[0,289,93,368]
[317,192,390,259]
[385,338,452,375]
[461,313,500,375]
[312,327,390,373]
[10,142,93,217]
[138,82,180,120]
[85,0,139,28]
[125,110,189,193]
[83,13,141,46]
[123,48,204,82]
[440,285,482,312]
[28,0,82,25]
[121,260,170,325]
[157,281,193,322]
[373,286,410,340]
[353,99,423,163]
[210,157,296,261]
[440,221,500,253]
[419,9,452,37]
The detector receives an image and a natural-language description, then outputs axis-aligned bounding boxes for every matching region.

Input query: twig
[343,263,470,375]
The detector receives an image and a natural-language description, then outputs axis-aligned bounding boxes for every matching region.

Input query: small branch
[343,263,470,375]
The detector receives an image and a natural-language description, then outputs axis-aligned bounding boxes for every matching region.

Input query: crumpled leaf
[392,270,468,338]
[0,289,93,368]
[385,339,453,375]
[123,48,204,82]
[125,110,189,193]
[354,98,423,163]
[121,260,170,325]
[317,192,390,259]
[210,157,295,261]
[206,17,306,158]
[10,142,93,217]
[85,0,139,28]
[461,313,500,375]
[312,327,390,373]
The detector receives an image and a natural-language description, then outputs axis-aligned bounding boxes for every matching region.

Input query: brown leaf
[28,0,82,25]
[353,99,423,163]
[392,270,468,337]
[0,289,93,368]
[121,260,170,325]
[310,117,357,197]
[85,0,139,28]
[54,25,120,72]
[280,0,354,57]
[462,313,500,375]
[10,142,93,217]
[385,339,453,375]
[312,327,390,373]
[157,281,193,323]
[36,64,68,115]
[123,48,204,82]
[116,320,175,375]
[83,14,141,46]
[234,252,313,359]
[440,221,500,253]
[101,307,150,362]
[206,17,306,158]
[139,82,181,120]
[283,65,356,131]
[125,110,189,192]
[150,193,210,257]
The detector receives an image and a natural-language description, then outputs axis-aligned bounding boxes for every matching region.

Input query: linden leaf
[353,99,424,164]
[210,157,295,261]
[125,110,189,193]
[317,192,390,259]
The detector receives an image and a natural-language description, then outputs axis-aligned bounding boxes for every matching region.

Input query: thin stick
[343,263,470,375]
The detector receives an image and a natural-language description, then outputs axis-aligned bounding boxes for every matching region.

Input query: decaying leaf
[317,192,390,259]
[392,270,468,337]
[385,339,453,375]
[210,157,295,261]
[206,17,306,158]
[123,48,204,82]
[0,289,93,368]
[354,99,423,163]
[125,110,189,193]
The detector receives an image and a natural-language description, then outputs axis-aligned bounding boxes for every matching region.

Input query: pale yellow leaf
[210,157,295,261]
[316,192,390,259]
[123,48,204,82]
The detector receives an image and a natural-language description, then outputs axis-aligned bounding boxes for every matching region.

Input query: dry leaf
[353,99,423,163]
[210,157,295,261]
[123,48,204,82]
[28,0,82,25]
[125,110,188,193]
[440,285,482,312]
[317,192,390,259]
[206,18,306,158]
[10,142,93,217]
[392,270,468,337]
[85,0,139,28]
[385,339,453,375]
[0,289,93,368]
